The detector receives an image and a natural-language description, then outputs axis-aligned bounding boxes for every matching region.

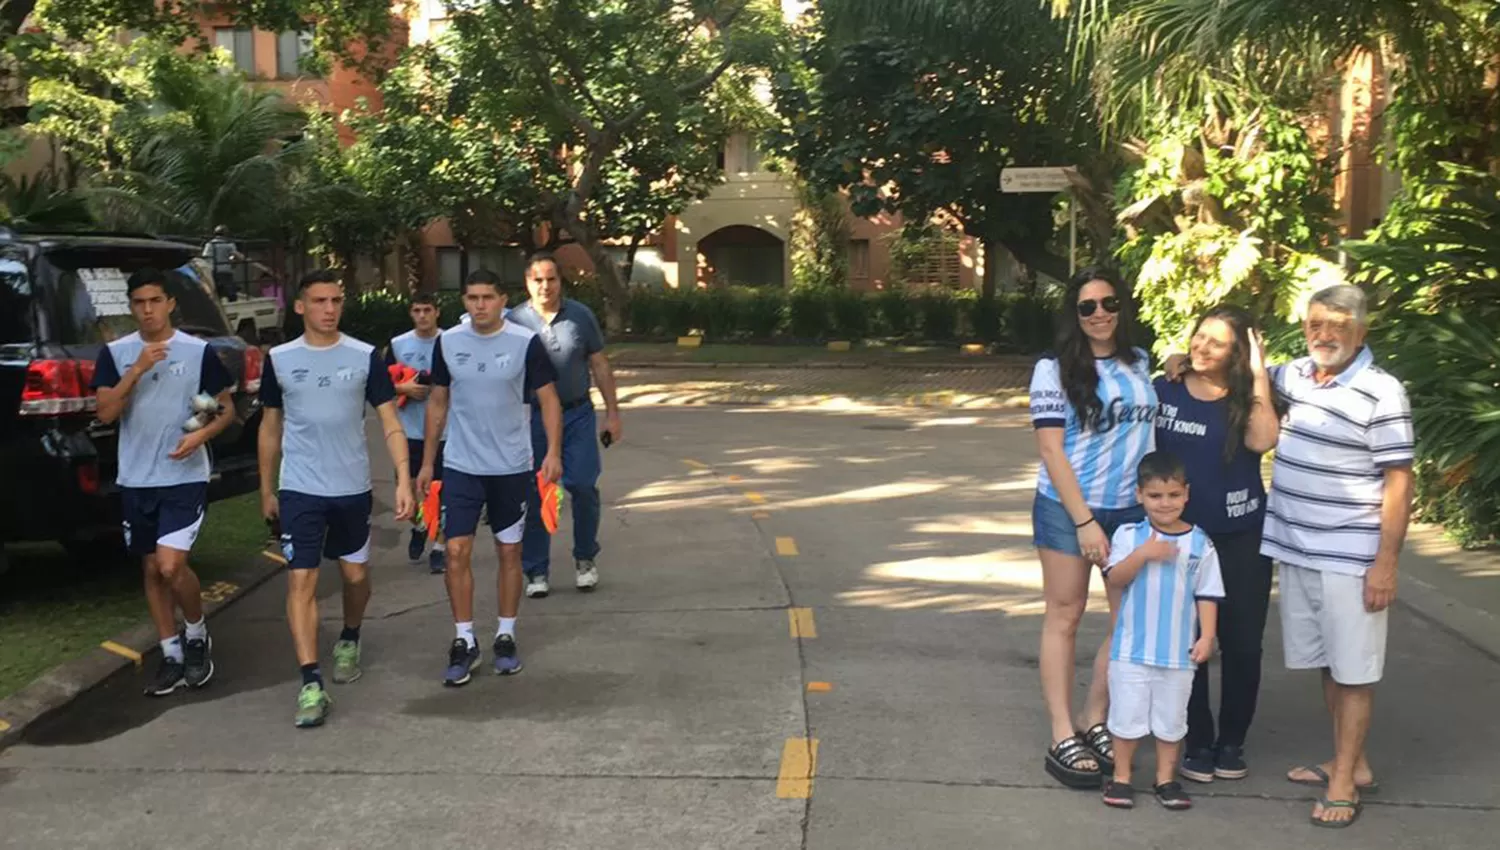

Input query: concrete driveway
[2,405,1497,849]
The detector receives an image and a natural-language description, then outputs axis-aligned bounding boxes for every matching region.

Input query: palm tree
[93,71,307,238]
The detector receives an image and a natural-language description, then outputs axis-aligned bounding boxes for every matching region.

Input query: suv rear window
[42,248,229,344]
[0,249,34,345]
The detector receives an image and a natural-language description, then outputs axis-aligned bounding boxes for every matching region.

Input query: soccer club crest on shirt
[337,366,357,382]
[168,360,187,377]
[493,353,512,371]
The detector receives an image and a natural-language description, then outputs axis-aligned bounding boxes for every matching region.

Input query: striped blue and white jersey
[1107,521,1224,670]
[1261,346,1414,575]
[1029,350,1157,509]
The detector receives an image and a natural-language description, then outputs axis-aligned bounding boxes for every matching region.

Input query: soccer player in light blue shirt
[258,269,415,729]
[417,269,562,686]
[1101,451,1224,811]
[92,267,235,697]
[386,292,447,573]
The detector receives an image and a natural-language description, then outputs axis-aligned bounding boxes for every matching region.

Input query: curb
[0,549,287,752]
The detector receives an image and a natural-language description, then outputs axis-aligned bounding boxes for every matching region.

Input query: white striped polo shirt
[1261,346,1414,575]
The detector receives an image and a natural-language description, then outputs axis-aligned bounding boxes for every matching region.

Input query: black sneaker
[1181,747,1216,783]
[1215,744,1249,780]
[407,528,426,563]
[1154,780,1193,810]
[144,656,186,697]
[443,638,481,687]
[492,634,523,676]
[183,635,214,688]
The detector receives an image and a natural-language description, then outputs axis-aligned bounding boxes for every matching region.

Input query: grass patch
[0,492,267,700]
[608,341,985,365]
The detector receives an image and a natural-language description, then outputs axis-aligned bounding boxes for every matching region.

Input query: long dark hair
[1055,266,1140,432]
[1189,306,1256,464]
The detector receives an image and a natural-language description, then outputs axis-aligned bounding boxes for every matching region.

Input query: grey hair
[1308,284,1368,326]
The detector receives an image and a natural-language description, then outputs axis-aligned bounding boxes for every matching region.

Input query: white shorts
[1107,660,1194,742]
[1279,563,1387,685]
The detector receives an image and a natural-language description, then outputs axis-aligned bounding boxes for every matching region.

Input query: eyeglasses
[1076,297,1121,317]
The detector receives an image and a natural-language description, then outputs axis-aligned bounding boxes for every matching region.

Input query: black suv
[0,229,264,569]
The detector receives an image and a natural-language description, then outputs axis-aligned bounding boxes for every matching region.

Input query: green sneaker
[332,639,362,684]
[294,683,330,728]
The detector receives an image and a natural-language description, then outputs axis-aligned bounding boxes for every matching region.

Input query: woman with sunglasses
[1153,307,1280,784]
[1029,267,1157,789]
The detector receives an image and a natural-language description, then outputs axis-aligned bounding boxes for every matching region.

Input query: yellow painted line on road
[262,549,288,565]
[200,581,240,603]
[728,474,743,482]
[745,491,767,505]
[807,682,833,693]
[776,537,799,556]
[776,737,820,799]
[0,718,11,732]
[683,459,709,469]
[788,607,817,639]
[100,640,143,669]
[752,511,771,520]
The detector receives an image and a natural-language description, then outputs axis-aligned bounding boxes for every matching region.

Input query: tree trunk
[566,215,628,334]
[622,227,647,285]
[1002,238,1071,286]
[979,237,1000,299]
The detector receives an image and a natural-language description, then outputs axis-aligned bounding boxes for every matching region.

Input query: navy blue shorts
[279,490,373,570]
[121,483,208,556]
[407,438,445,481]
[1032,493,1144,556]
[442,469,529,543]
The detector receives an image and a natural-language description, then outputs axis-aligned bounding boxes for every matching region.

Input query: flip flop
[1310,796,1362,829]
[1287,765,1380,794]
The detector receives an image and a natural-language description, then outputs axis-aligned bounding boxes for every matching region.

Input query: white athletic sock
[184,618,207,642]
[160,636,184,663]
[433,541,446,552]
[455,621,476,649]
[497,617,516,639]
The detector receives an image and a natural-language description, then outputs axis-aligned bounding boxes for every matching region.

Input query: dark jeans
[521,404,602,578]
[1186,526,1273,751]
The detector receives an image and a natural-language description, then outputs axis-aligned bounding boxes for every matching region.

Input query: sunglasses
[1076,297,1121,318]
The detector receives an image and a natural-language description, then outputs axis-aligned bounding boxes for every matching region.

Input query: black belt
[561,397,593,411]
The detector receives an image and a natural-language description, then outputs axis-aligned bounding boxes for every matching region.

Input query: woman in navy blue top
[1153,306,1280,784]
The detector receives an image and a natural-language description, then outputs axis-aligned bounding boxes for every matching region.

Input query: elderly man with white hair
[1262,284,1414,829]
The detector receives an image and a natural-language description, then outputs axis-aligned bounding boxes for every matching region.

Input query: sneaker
[1214,744,1249,780]
[443,638,481,686]
[1181,747,1216,784]
[575,559,599,592]
[331,639,362,684]
[144,656,186,697]
[1154,780,1193,810]
[493,634,523,676]
[407,528,426,563]
[525,574,550,598]
[429,548,447,574]
[183,635,214,688]
[1102,779,1136,809]
[294,683,331,728]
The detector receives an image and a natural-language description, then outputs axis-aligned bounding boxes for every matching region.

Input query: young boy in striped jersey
[1101,451,1224,811]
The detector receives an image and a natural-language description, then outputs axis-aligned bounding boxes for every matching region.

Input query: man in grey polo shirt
[508,252,622,597]
[1263,285,1414,828]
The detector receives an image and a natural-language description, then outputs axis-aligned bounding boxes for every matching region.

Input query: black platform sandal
[1045,735,1102,789]
[1081,723,1116,776]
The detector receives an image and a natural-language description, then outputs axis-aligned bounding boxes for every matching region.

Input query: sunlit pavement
[2,405,1498,849]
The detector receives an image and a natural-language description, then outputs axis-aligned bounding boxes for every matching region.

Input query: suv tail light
[243,346,264,394]
[20,359,98,416]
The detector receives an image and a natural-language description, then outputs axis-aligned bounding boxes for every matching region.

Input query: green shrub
[701,286,741,339]
[626,288,665,335]
[828,289,872,339]
[787,288,830,339]
[741,288,786,338]
[876,287,914,338]
[968,296,1002,343]
[1000,292,1058,353]
[916,290,959,341]
[659,288,699,337]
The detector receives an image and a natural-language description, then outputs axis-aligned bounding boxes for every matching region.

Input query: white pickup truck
[185,256,284,345]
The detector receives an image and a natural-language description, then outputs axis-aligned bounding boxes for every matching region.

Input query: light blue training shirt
[386,329,441,440]
[91,330,233,488]
[259,334,395,497]
[1106,521,1225,670]
[430,320,557,477]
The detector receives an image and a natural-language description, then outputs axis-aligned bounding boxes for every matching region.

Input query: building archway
[697,225,785,287]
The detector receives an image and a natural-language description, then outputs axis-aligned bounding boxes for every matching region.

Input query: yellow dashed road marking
[200,581,240,603]
[806,682,833,693]
[100,641,143,668]
[776,737,820,798]
[0,718,11,732]
[262,550,288,565]
[776,537,799,556]
[745,492,767,505]
[788,608,817,639]
[752,511,771,520]
[683,459,709,469]
[728,474,743,482]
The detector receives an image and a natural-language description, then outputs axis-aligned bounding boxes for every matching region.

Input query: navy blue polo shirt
[507,298,605,405]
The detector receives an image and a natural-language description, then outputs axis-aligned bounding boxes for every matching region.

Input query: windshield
[41,246,229,344]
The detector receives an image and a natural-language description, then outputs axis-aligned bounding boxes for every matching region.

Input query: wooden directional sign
[1000,166,1076,193]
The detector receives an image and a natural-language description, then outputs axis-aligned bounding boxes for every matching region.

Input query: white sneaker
[525,575,550,598]
[575,560,599,592]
